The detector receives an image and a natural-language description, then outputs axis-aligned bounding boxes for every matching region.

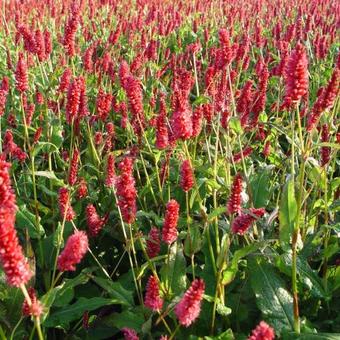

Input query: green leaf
[216,303,232,317]
[32,170,64,186]
[208,206,226,222]
[222,242,267,285]
[32,142,60,157]
[204,329,234,339]
[278,253,329,299]
[90,276,134,306]
[193,95,210,106]
[161,243,187,296]
[249,258,294,333]
[103,309,144,333]
[279,177,297,245]
[54,268,92,307]
[44,297,115,328]
[184,224,202,256]
[229,117,243,134]
[16,204,45,239]
[250,167,272,208]
[137,255,168,280]
[282,332,340,340]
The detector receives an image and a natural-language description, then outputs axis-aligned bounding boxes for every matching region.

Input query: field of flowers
[0,0,339,339]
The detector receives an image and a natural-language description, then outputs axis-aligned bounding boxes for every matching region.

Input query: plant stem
[20,284,44,340]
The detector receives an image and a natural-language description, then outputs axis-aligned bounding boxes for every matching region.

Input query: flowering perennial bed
[0,0,339,339]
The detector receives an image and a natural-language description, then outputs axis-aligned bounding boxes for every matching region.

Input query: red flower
[58,187,76,221]
[192,106,203,137]
[162,199,180,245]
[146,227,161,258]
[144,275,163,311]
[35,29,45,61]
[96,88,112,122]
[57,231,88,272]
[63,12,79,57]
[175,278,205,327]
[248,321,275,340]
[233,146,253,163]
[0,77,9,116]
[170,104,193,141]
[283,43,309,107]
[15,53,29,93]
[58,68,72,93]
[0,160,32,287]
[307,68,339,131]
[227,173,243,215]
[122,328,139,340]
[263,140,271,158]
[231,208,266,235]
[77,177,88,199]
[155,94,169,149]
[22,288,43,317]
[69,149,80,186]
[66,78,81,124]
[86,204,107,237]
[180,160,194,192]
[105,153,116,187]
[116,157,137,224]
[320,124,331,166]
[33,127,43,144]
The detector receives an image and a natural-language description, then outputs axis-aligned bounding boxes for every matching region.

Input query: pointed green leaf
[279,177,297,245]
[249,258,294,333]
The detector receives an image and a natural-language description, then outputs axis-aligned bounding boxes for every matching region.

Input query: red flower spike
[283,43,309,107]
[22,288,43,317]
[122,328,139,340]
[162,199,180,245]
[144,275,163,311]
[146,227,161,258]
[175,278,205,327]
[227,173,243,215]
[320,124,331,166]
[58,187,76,221]
[86,204,107,237]
[77,177,88,199]
[248,321,275,340]
[0,160,32,287]
[15,53,29,93]
[180,160,194,192]
[105,153,116,187]
[116,157,137,224]
[68,149,80,186]
[231,208,266,235]
[57,230,88,272]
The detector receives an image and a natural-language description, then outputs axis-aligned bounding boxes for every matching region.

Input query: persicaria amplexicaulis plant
[0,0,338,338]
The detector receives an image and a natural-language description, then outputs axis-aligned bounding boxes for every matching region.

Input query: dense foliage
[0,0,339,339]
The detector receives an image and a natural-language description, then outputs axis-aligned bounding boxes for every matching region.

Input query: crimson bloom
[122,328,139,340]
[0,160,32,287]
[58,187,76,221]
[86,204,107,237]
[180,160,194,192]
[22,288,43,317]
[15,53,29,93]
[162,199,180,244]
[175,278,205,327]
[116,157,137,224]
[231,208,266,235]
[146,227,161,258]
[248,321,275,340]
[283,43,309,107]
[227,173,243,215]
[57,230,88,272]
[144,275,163,311]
